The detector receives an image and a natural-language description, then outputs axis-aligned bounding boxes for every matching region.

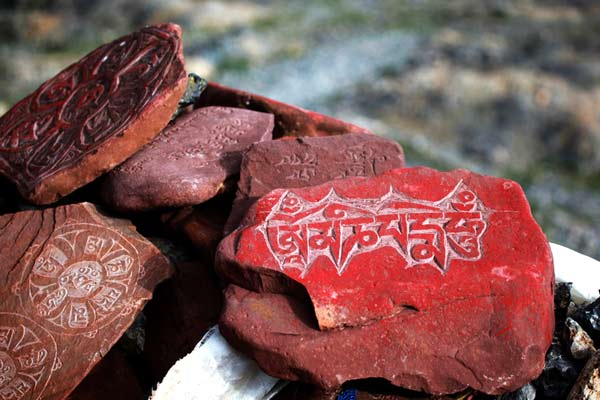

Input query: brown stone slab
[0,24,187,205]
[224,133,405,234]
[195,82,373,139]
[102,106,273,212]
[0,203,173,400]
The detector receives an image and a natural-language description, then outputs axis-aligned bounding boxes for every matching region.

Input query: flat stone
[217,167,554,394]
[224,133,405,234]
[196,82,373,139]
[0,203,173,400]
[102,106,273,211]
[0,24,187,205]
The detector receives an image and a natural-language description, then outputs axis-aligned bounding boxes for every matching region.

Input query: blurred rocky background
[0,0,598,259]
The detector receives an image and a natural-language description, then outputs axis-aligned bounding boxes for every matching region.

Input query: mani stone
[224,133,405,234]
[0,202,173,400]
[196,82,373,138]
[101,106,274,212]
[0,23,187,205]
[217,167,554,395]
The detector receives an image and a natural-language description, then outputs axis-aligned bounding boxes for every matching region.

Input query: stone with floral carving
[0,202,173,400]
[224,133,405,234]
[101,106,273,212]
[217,167,554,394]
[0,23,187,205]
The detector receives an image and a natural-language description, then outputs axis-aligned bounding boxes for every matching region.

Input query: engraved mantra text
[259,181,488,276]
[0,313,56,400]
[28,224,139,334]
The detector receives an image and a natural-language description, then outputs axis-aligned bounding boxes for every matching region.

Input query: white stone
[150,326,282,400]
[551,242,600,304]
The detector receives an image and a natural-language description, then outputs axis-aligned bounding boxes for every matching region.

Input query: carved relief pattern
[276,153,319,182]
[0,25,182,187]
[334,146,388,179]
[27,224,139,334]
[114,109,252,173]
[257,181,489,277]
[0,313,57,400]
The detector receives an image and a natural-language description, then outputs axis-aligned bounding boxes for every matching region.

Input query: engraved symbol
[276,153,318,182]
[0,313,56,400]
[257,181,489,277]
[0,25,183,191]
[27,224,139,334]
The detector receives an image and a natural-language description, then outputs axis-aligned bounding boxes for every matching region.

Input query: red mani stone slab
[102,106,273,212]
[216,167,554,393]
[224,133,405,234]
[195,82,373,139]
[0,24,187,205]
[0,203,173,400]
[218,167,554,329]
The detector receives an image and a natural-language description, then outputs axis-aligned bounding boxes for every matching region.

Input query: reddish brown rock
[217,167,554,394]
[0,24,187,205]
[102,106,273,212]
[0,203,173,400]
[143,260,223,383]
[225,133,405,234]
[195,82,373,139]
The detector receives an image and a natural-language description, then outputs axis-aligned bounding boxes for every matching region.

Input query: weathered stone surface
[0,202,173,400]
[143,260,223,383]
[217,167,554,394]
[195,82,373,139]
[102,106,273,212]
[225,133,405,234]
[0,24,187,205]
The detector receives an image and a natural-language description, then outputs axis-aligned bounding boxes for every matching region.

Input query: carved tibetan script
[258,181,489,276]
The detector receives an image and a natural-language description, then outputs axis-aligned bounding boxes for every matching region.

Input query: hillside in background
[0,0,598,259]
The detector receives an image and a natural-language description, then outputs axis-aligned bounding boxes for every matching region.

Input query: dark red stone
[67,346,144,400]
[224,133,405,234]
[102,106,273,212]
[143,260,223,383]
[0,203,173,400]
[161,193,234,258]
[0,24,187,205]
[217,167,554,394]
[195,82,373,139]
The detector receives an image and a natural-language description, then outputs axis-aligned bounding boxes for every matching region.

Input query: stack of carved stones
[0,23,560,400]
